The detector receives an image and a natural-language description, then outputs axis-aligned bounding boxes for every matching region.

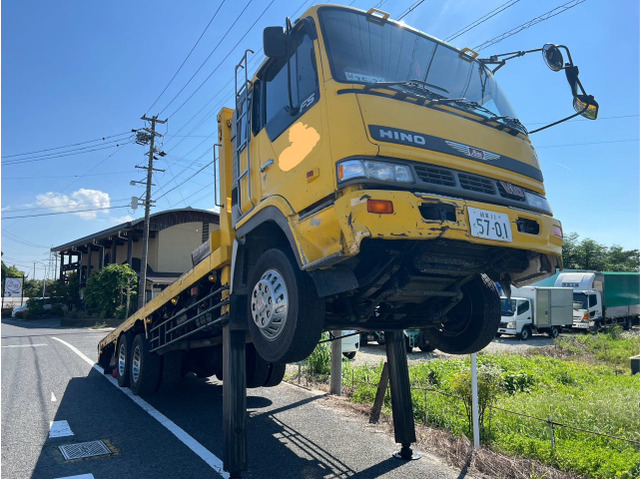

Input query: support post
[471,353,480,449]
[385,330,420,461]
[222,294,248,478]
[330,330,342,395]
[369,361,389,424]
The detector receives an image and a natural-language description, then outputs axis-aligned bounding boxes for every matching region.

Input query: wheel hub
[131,344,142,383]
[250,269,289,340]
[118,342,127,377]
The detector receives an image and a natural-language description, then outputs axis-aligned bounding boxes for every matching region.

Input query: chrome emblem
[445,140,500,161]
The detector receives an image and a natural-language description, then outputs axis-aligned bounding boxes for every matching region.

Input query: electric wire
[2,205,130,220]
[398,0,427,21]
[166,0,277,118]
[157,0,256,116]
[2,132,130,159]
[445,0,521,43]
[473,0,587,51]
[146,0,227,114]
[3,140,133,166]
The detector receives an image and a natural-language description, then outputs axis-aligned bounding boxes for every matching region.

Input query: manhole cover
[59,440,112,460]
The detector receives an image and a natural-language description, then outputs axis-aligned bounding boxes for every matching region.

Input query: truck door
[589,293,600,320]
[537,290,550,327]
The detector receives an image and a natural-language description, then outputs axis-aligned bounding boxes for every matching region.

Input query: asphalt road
[1,318,457,479]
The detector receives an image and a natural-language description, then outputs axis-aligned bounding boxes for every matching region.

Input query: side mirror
[573,94,599,120]
[263,26,289,58]
[542,44,564,72]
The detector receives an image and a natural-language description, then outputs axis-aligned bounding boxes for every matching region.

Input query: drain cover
[59,440,112,460]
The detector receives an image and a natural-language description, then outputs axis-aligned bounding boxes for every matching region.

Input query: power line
[473,0,587,52]
[1,230,51,249]
[155,153,214,202]
[445,0,520,43]
[158,0,256,116]
[2,170,135,181]
[2,205,130,220]
[146,0,228,114]
[2,132,130,159]
[526,113,639,126]
[398,0,427,21]
[3,140,133,166]
[167,0,277,118]
[536,138,639,149]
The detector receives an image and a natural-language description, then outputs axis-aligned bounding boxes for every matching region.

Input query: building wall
[156,222,210,273]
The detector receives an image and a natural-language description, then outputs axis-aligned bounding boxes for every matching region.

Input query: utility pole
[134,115,167,309]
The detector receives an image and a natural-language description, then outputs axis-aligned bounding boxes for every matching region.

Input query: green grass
[342,331,640,478]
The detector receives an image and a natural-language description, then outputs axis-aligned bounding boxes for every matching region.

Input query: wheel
[263,362,286,387]
[359,333,369,347]
[495,333,502,338]
[98,345,114,373]
[116,334,131,387]
[376,332,386,345]
[130,334,161,395]
[419,344,435,352]
[246,344,271,388]
[343,351,356,360]
[623,318,632,331]
[247,248,324,363]
[519,325,531,341]
[548,326,560,338]
[422,274,500,354]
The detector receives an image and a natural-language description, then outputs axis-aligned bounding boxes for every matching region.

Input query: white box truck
[498,286,573,340]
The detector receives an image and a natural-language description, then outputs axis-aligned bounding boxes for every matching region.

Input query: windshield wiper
[363,79,449,98]
[432,98,527,133]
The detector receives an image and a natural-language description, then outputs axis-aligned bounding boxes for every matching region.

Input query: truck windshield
[573,293,588,309]
[501,298,517,316]
[319,7,519,122]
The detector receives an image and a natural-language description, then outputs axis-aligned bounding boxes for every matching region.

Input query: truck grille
[458,173,495,194]
[499,322,509,328]
[414,165,456,186]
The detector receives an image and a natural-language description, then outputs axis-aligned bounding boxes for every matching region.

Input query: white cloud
[111,214,134,224]
[36,188,111,220]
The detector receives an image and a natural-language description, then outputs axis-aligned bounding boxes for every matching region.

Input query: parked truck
[97,4,597,395]
[498,286,573,340]
[554,272,640,330]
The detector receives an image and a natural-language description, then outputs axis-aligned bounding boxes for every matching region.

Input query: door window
[517,301,530,315]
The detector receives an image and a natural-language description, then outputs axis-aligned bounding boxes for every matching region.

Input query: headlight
[337,159,414,184]
[506,321,516,329]
[524,191,552,214]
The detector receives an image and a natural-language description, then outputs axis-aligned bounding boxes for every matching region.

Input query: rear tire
[246,344,271,388]
[360,333,369,347]
[158,350,183,391]
[623,318,632,331]
[247,248,324,363]
[116,334,131,387]
[419,344,435,352]
[343,351,356,360]
[422,274,500,354]
[548,326,560,338]
[130,334,161,395]
[263,362,286,387]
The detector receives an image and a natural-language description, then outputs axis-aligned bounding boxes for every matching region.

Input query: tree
[84,264,138,318]
[562,233,640,272]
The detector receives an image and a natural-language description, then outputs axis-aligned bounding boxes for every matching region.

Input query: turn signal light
[583,313,590,320]
[367,199,394,214]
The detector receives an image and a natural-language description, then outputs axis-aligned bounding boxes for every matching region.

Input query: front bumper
[497,327,517,335]
[334,189,562,259]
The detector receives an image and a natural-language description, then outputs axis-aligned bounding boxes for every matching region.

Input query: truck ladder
[234,49,255,217]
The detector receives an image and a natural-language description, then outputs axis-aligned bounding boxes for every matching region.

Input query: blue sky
[2,0,639,280]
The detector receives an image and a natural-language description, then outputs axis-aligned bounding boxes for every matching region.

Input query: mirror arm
[479,48,543,73]
[528,106,588,134]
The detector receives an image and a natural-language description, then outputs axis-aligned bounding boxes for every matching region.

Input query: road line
[57,474,95,479]
[51,336,229,479]
[51,392,57,402]
[1,343,48,348]
[49,420,74,438]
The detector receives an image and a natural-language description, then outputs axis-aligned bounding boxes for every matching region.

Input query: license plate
[468,207,513,242]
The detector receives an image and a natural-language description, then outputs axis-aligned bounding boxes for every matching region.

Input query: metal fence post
[548,415,555,451]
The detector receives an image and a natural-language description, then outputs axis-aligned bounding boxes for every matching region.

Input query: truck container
[498,286,573,339]
[554,272,640,330]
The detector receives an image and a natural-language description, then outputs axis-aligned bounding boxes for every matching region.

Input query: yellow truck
[97,3,597,402]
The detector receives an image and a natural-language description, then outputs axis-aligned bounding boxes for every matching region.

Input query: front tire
[519,325,532,341]
[422,274,500,354]
[343,351,356,360]
[247,248,324,363]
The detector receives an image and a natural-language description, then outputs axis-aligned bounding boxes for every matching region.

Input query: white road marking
[49,420,74,438]
[51,336,229,479]
[51,392,57,402]
[57,474,95,479]
[2,343,48,348]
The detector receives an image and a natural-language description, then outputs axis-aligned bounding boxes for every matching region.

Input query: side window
[264,30,318,140]
[251,80,262,135]
[588,295,598,308]
[517,301,530,315]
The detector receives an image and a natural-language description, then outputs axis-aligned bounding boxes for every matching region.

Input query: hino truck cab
[571,290,602,329]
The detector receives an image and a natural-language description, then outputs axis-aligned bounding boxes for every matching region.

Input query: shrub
[84,264,137,318]
[306,333,331,377]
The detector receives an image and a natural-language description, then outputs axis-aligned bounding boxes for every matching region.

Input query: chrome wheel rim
[250,268,289,340]
[118,341,127,377]
[131,344,142,383]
